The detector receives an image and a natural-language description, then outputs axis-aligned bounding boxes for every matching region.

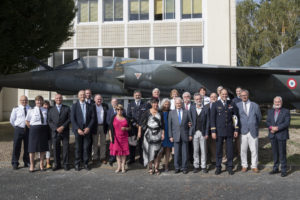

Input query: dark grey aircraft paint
[1,44,300,108]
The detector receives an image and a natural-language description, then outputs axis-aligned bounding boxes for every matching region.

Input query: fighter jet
[1,44,300,107]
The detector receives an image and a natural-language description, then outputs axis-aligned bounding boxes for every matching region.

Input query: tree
[0,0,76,74]
[236,0,300,66]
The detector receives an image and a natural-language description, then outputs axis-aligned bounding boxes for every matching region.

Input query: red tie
[185,104,188,110]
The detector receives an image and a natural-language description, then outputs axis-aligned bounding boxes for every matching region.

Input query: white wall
[1,88,19,121]
[206,0,236,66]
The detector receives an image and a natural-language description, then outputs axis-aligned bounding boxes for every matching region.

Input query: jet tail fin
[261,44,300,68]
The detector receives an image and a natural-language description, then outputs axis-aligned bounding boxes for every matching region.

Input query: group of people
[10,86,291,177]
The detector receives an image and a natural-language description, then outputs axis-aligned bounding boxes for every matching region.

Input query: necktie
[136,101,140,107]
[24,107,27,116]
[178,110,181,125]
[81,104,86,124]
[57,106,60,113]
[39,108,44,124]
[185,104,188,110]
[274,109,279,122]
[223,101,226,107]
[244,102,248,116]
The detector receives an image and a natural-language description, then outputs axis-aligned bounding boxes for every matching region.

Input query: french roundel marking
[287,78,297,89]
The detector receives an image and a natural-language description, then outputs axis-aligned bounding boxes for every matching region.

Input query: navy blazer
[266,108,290,140]
[91,103,109,135]
[71,101,95,135]
[190,104,210,136]
[210,100,239,137]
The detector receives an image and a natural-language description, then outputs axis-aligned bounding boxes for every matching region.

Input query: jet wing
[172,63,300,75]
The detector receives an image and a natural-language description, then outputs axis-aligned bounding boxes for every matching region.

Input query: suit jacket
[190,104,210,136]
[168,109,192,142]
[266,108,290,140]
[127,100,147,135]
[210,100,239,137]
[237,101,262,138]
[91,103,109,134]
[47,104,71,137]
[71,101,95,135]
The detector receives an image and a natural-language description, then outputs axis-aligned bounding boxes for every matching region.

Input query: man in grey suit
[169,97,193,174]
[236,90,262,173]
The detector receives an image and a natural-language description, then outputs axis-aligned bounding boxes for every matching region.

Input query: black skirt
[28,125,49,153]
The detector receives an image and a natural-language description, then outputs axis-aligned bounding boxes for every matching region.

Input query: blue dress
[162,111,174,148]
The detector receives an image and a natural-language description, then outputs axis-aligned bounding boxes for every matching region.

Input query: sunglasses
[116,109,123,111]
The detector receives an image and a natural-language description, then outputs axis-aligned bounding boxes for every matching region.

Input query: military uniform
[127,100,147,163]
[210,100,239,171]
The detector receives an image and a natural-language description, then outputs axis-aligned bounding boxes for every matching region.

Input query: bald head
[94,94,103,106]
[19,95,28,106]
[55,94,63,105]
[78,90,85,102]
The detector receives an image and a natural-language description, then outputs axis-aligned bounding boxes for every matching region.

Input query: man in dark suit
[127,90,147,164]
[71,90,95,171]
[206,93,218,164]
[85,89,95,105]
[169,97,193,174]
[210,88,239,175]
[266,96,290,177]
[190,93,210,173]
[91,94,109,164]
[232,86,242,105]
[48,94,71,171]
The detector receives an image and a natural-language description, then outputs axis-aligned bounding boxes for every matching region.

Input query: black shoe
[84,164,91,171]
[215,168,221,175]
[52,165,62,171]
[75,165,80,171]
[269,169,279,175]
[182,170,188,174]
[109,161,113,167]
[281,172,287,177]
[174,169,180,174]
[64,165,70,171]
[227,168,234,175]
[202,168,208,173]
[24,163,30,168]
[12,165,18,170]
[193,168,199,173]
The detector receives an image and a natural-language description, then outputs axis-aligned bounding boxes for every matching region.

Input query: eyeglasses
[116,109,123,111]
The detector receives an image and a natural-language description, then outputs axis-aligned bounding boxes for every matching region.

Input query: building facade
[0,0,236,120]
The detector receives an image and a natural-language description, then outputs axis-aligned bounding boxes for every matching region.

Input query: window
[64,50,74,64]
[129,0,149,20]
[103,49,124,57]
[103,0,123,21]
[182,47,202,63]
[78,0,98,22]
[154,47,176,61]
[78,49,98,58]
[129,48,149,59]
[53,51,63,67]
[182,0,202,19]
[155,0,175,20]
[53,50,74,67]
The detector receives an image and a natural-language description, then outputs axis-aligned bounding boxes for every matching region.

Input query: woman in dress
[25,96,49,172]
[159,98,173,172]
[109,104,130,173]
[138,98,165,175]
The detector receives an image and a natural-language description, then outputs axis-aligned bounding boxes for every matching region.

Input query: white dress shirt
[170,99,175,110]
[10,105,31,128]
[56,104,62,113]
[96,104,104,124]
[25,106,48,125]
[203,96,210,106]
[184,103,191,111]
[196,106,202,115]
[243,100,251,116]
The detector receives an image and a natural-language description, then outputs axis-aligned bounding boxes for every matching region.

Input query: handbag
[128,135,137,146]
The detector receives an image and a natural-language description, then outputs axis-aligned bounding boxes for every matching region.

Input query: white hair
[175,97,183,103]
[152,88,160,94]
[274,96,283,102]
[160,98,171,110]
[182,92,191,98]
